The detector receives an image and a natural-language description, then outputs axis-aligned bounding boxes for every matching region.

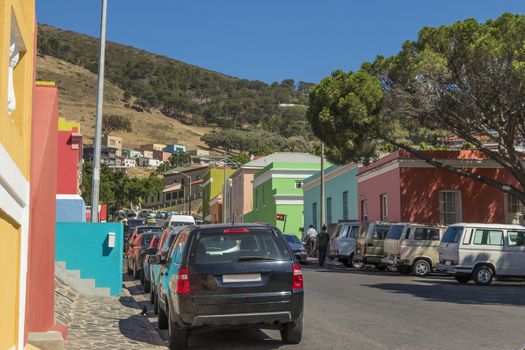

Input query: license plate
[222,274,261,283]
[445,260,451,266]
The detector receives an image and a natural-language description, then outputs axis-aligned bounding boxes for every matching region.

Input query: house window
[380,194,388,221]
[312,202,318,229]
[361,200,368,221]
[327,197,332,224]
[295,181,303,189]
[166,193,171,200]
[343,191,349,220]
[439,190,462,225]
[506,193,522,213]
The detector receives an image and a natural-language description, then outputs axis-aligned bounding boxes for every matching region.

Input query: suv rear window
[386,225,405,240]
[442,226,463,243]
[192,229,290,264]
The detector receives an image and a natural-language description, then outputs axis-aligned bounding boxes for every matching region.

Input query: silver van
[355,222,392,269]
[330,221,364,268]
[437,223,525,285]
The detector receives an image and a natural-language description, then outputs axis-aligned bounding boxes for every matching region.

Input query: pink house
[357,151,522,225]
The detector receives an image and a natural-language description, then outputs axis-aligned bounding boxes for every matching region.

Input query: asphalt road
[126,263,525,350]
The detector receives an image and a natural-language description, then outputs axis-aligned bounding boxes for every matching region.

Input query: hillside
[36,54,213,149]
[37,25,313,137]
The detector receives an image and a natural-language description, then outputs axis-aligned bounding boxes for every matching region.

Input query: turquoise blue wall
[303,165,359,232]
[56,222,123,295]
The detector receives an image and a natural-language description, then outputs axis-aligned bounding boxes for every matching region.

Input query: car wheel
[412,259,431,277]
[350,254,365,269]
[341,259,351,268]
[144,278,150,293]
[150,286,155,304]
[154,293,159,315]
[133,263,140,279]
[375,264,386,271]
[126,259,132,275]
[140,269,145,285]
[454,275,470,284]
[169,310,188,350]
[398,266,411,275]
[280,314,303,344]
[385,264,398,273]
[473,265,494,286]
[158,299,168,329]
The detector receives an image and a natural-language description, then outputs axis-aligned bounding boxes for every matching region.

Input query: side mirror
[149,255,161,265]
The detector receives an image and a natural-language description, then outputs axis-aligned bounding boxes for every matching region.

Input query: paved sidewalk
[55,278,167,350]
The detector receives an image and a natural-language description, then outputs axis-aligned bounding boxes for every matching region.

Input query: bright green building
[202,167,235,222]
[244,155,327,237]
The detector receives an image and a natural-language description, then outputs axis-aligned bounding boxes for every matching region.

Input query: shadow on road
[118,315,164,346]
[367,280,525,306]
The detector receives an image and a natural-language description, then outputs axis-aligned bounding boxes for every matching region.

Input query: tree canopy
[308,13,525,203]
[102,114,132,138]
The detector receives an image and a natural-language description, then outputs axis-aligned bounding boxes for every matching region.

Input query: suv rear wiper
[237,256,278,262]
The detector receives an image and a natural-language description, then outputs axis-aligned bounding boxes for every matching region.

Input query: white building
[138,157,162,168]
[123,158,136,168]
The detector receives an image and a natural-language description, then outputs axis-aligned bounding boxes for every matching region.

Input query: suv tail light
[292,264,303,291]
[176,268,191,294]
[224,228,250,233]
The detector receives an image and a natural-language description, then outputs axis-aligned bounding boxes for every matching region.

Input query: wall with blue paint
[55,222,123,295]
[303,164,359,232]
[56,195,86,222]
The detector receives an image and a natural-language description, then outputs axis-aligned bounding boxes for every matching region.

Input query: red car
[126,228,163,280]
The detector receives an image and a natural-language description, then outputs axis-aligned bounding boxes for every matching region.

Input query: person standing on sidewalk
[305,225,318,257]
[317,225,330,267]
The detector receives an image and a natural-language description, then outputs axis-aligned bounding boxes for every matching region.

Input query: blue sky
[37,1,525,84]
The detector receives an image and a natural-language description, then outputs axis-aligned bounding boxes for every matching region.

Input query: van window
[373,225,391,240]
[414,228,441,241]
[386,225,405,240]
[473,229,504,246]
[340,225,349,238]
[442,226,463,243]
[405,228,411,240]
[507,231,525,247]
[349,225,360,238]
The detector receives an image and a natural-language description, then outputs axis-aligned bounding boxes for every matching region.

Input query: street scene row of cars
[330,220,525,286]
[124,215,305,350]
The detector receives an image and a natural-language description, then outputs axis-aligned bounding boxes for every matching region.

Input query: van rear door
[188,228,294,306]
[439,226,463,264]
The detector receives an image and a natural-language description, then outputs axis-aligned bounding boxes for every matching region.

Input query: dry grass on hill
[36,55,213,150]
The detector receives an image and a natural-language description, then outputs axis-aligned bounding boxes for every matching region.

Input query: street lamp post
[278,103,325,230]
[90,0,108,222]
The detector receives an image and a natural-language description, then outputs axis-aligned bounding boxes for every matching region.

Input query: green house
[202,167,235,222]
[244,155,327,237]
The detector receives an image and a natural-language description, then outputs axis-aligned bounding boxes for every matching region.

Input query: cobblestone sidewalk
[55,278,167,350]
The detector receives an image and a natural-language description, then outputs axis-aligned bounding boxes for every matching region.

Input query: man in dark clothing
[317,225,330,267]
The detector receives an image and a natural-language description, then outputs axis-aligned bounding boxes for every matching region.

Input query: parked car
[383,224,445,276]
[165,214,195,228]
[156,211,166,219]
[284,234,307,263]
[155,224,304,350]
[436,223,525,285]
[355,222,392,269]
[150,226,185,313]
[125,225,158,253]
[126,228,163,279]
[330,220,363,268]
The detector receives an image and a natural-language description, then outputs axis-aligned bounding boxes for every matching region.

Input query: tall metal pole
[320,142,325,229]
[90,0,108,222]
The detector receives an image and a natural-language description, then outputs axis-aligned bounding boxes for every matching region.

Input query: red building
[57,117,82,194]
[357,151,522,225]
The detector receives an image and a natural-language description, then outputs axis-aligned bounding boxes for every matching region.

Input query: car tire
[144,278,150,293]
[412,259,431,277]
[280,314,303,344]
[454,275,470,284]
[126,260,132,275]
[341,259,351,268]
[158,300,168,329]
[154,293,159,315]
[133,264,140,279]
[350,254,365,269]
[140,269,145,285]
[473,265,494,286]
[398,266,411,275]
[169,310,188,350]
[385,264,398,273]
[150,286,155,304]
[375,264,386,271]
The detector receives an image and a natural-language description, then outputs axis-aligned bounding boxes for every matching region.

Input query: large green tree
[101,114,132,138]
[308,13,525,203]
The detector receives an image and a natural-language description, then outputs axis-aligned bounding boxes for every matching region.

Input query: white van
[331,221,364,268]
[166,214,195,228]
[437,223,525,285]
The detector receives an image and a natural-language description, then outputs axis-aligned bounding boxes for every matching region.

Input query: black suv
[156,224,304,350]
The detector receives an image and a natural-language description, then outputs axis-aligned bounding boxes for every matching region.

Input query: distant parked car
[382,224,445,276]
[284,234,307,263]
[355,222,392,270]
[126,228,163,279]
[156,211,166,219]
[165,214,195,228]
[125,224,158,252]
[330,220,362,268]
[155,224,304,350]
[437,223,525,285]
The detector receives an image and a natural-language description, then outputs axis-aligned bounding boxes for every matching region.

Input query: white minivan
[166,214,195,228]
[331,221,364,268]
[437,223,525,285]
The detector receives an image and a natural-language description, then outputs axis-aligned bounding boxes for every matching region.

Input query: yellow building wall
[0,1,35,349]
[0,213,21,350]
